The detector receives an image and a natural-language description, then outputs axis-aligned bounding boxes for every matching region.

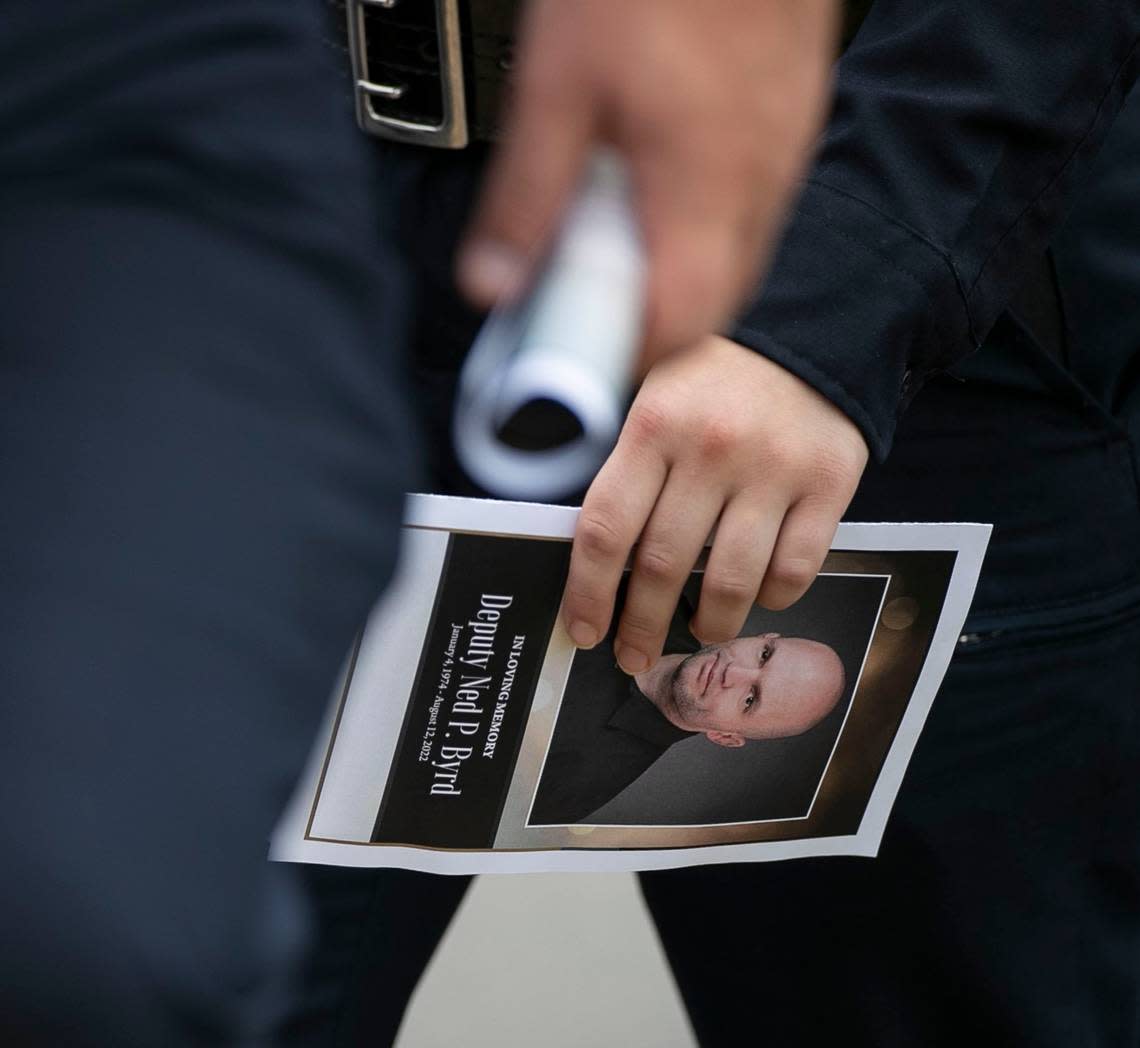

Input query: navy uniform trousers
[281,100,1140,1048]
[0,3,417,1044]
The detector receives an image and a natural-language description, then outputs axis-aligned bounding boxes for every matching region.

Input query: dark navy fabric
[1,2,416,1044]
[733,1,1140,461]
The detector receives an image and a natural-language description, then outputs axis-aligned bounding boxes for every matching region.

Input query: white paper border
[271,495,991,874]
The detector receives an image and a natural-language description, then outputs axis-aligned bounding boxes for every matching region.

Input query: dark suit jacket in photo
[528,582,701,825]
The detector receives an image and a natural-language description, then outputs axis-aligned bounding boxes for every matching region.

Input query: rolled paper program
[454,150,646,501]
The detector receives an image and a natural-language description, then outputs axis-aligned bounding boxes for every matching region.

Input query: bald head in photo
[634,633,845,748]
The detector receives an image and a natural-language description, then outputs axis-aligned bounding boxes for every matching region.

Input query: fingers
[612,471,725,673]
[755,497,843,611]
[456,0,837,358]
[578,486,842,671]
[562,440,667,652]
[455,14,595,308]
[562,335,868,674]
[690,498,784,645]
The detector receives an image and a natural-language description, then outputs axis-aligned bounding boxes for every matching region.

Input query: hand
[456,0,837,369]
[560,336,869,673]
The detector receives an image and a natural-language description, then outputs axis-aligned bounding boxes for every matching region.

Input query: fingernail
[457,240,526,305]
[615,645,648,674]
[568,621,599,648]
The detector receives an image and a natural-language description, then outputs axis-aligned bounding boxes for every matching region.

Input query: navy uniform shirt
[731,0,1140,461]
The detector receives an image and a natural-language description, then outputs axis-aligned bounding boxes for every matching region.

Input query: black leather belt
[334,0,874,150]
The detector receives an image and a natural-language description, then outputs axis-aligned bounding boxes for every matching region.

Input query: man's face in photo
[660,633,845,748]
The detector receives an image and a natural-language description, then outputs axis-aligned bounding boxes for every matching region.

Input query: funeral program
[271,495,990,874]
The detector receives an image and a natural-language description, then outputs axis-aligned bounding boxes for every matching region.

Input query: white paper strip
[453,152,645,500]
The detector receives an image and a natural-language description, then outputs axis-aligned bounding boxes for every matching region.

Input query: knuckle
[623,400,672,448]
[701,572,756,607]
[801,460,842,494]
[767,557,817,596]
[634,542,683,585]
[561,582,608,618]
[617,610,662,647]
[755,431,799,473]
[694,418,741,460]
[805,450,860,493]
[576,512,627,562]
[831,439,871,486]
[796,431,868,493]
[794,512,840,554]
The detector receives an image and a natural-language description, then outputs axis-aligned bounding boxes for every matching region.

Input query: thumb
[456,60,594,308]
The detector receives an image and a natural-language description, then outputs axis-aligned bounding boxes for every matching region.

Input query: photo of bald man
[528,572,884,828]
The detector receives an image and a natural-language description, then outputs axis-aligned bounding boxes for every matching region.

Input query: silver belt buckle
[347,0,469,149]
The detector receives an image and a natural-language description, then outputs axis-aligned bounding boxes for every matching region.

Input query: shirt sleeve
[730,0,1140,460]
